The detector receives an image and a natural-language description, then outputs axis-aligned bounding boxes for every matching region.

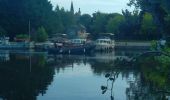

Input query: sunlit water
[0,49,169,100]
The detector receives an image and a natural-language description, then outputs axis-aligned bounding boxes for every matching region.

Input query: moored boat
[48,38,95,55]
[95,37,115,51]
[0,37,34,50]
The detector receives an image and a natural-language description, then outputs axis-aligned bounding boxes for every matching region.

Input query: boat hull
[48,45,95,55]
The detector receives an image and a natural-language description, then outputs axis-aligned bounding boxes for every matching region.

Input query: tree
[140,13,161,40]
[116,10,141,40]
[79,14,92,32]
[0,0,53,38]
[16,34,29,40]
[128,0,169,36]
[0,26,6,36]
[141,13,158,39]
[91,12,108,34]
[106,14,124,34]
[162,0,170,13]
[36,27,48,42]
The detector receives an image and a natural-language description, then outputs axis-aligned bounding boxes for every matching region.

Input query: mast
[29,20,31,42]
[29,20,32,72]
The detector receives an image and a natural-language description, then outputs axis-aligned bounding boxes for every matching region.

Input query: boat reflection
[0,49,169,100]
[0,51,10,62]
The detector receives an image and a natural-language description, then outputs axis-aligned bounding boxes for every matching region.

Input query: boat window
[75,40,77,43]
[80,40,83,43]
[81,40,84,43]
[78,40,80,43]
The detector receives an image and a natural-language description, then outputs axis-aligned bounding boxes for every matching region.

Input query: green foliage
[150,40,157,50]
[129,0,170,36]
[16,34,29,39]
[36,27,48,42]
[91,12,108,34]
[161,0,170,13]
[106,14,125,33]
[0,26,6,36]
[164,15,170,34]
[79,14,92,32]
[116,10,142,40]
[141,13,157,35]
[0,0,169,41]
[163,47,170,53]
[0,0,53,37]
[138,55,170,88]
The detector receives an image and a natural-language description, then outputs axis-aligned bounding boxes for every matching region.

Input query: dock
[115,42,151,50]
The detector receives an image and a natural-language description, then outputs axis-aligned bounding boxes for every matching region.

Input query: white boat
[95,37,115,51]
[0,37,34,50]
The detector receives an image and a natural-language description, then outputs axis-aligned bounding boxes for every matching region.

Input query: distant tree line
[129,0,170,38]
[87,11,161,40]
[0,0,169,41]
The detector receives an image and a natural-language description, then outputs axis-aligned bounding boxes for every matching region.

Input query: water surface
[0,50,169,100]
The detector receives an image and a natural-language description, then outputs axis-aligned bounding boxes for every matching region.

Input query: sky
[49,0,134,15]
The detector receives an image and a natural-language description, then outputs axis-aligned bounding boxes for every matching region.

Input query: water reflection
[0,52,55,100]
[129,56,170,100]
[0,50,169,100]
[0,51,10,62]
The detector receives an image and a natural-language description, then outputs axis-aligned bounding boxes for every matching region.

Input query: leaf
[109,77,115,81]
[101,86,107,90]
[102,90,107,94]
[105,74,110,78]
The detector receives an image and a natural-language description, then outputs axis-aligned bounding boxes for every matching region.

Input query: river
[0,49,169,100]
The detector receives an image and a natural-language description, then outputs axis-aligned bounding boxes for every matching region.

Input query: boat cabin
[95,37,115,51]
[71,39,86,44]
[96,38,113,45]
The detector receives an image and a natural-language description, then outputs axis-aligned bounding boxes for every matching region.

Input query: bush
[16,34,29,39]
[150,40,157,50]
[36,26,48,42]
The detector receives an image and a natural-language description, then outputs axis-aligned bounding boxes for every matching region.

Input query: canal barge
[48,39,95,55]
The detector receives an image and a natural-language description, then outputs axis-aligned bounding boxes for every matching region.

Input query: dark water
[0,50,170,100]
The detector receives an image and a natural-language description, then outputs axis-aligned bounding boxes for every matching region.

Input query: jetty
[115,41,151,50]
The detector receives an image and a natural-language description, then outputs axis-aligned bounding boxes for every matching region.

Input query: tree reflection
[90,57,136,75]
[97,56,138,100]
[0,53,55,100]
[47,55,88,73]
[0,52,167,100]
[97,54,170,100]
[126,55,170,100]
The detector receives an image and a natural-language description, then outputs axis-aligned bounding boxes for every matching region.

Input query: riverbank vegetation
[0,0,170,41]
[136,55,170,93]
